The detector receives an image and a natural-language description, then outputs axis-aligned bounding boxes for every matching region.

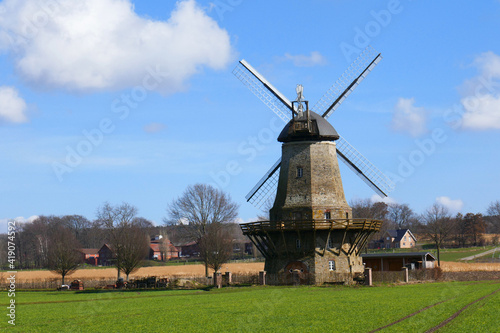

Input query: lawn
[1,281,499,332]
[368,245,498,262]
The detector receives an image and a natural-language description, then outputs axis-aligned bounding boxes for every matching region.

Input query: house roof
[78,248,99,255]
[361,252,436,261]
[386,229,417,243]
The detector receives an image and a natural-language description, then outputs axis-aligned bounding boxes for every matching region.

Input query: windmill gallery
[235,47,395,285]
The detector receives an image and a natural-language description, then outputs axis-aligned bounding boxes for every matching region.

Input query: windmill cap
[278,111,340,142]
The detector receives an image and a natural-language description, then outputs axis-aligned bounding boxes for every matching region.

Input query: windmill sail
[245,158,281,209]
[234,46,395,209]
[336,135,395,196]
[233,60,293,123]
[313,46,381,119]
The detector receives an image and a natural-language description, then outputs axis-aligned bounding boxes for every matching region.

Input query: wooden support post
[213,272,222,289]
[224,272,232,285]
[259,271,266,286]
[402,267,409,283]
[364,267,372,286]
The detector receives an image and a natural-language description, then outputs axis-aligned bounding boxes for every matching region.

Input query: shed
[361,252,436,271]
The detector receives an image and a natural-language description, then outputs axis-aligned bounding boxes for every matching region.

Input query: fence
[4,269,498,290]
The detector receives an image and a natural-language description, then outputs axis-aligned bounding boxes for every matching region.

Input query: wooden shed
[361,252,436,271]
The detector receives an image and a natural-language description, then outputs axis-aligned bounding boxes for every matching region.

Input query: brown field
[440,261,500,272]
[2,262,265,283]
[3,261,499,285]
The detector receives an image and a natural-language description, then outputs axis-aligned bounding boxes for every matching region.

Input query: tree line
[1,184,240,284]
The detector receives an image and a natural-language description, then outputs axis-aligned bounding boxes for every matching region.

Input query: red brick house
[149,238,179,261]
[78,248,99,266]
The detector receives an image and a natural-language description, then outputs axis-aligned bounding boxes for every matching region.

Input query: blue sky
[1,0,500,230]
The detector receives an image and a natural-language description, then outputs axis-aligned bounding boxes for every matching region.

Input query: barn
[361,252,436,271]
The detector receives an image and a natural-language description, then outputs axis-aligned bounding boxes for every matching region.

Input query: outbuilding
[361,252,436,271]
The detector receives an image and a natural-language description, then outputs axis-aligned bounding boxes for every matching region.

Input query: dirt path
[424,287,500,333]
[368,298,452,333]
[459,247,500,261]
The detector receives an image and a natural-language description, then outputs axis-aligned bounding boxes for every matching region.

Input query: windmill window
[324,212,331,220]
[328,260,336,271]
[328,238,333,248]
[296,239,301,248]
[296,167,303,178]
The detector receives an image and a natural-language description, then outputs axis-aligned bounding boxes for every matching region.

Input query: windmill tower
[234,47,394,284]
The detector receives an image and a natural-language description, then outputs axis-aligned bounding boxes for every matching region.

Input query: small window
[293,212,302,220]
[296,167,303,178]
[403,242,406,246]
[328,260,335,271]
[328,238,333,248]
[324,211,331,220]
[386,237,390,241]
[346,212,349,219]
[296,239,301,248]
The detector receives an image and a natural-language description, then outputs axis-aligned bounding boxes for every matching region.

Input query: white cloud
[143,122,166,133]
[459,52,500,130]
[0,0,233,94]
[391,97,427,137]
[436,196,463,214]
[0,86,28,123]
[283,51,327,67]
[0,215,38,232]
[461,94,500,129]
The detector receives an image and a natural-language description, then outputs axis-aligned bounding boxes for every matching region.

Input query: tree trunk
[436,243,441,267]
[205,261,208,277]
[62,274,65,285]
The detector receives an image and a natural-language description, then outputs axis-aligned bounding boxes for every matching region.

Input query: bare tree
[61,215,91,247]
[165,184,239,276]
[487,200,500,234]
[96,202,150,280]
[350,198,389,220]
[116,224,150,280]
[421,203,453,266]
[198,223,233,273]
[388,203,414,230]
[47,225,82,285]
[463,213,486,246]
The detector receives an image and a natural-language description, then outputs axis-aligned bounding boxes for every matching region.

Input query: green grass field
[2,281,499,332]
[368,245,498,262]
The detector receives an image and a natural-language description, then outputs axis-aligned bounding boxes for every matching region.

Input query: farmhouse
[371,229,417,249]
[361,252,436,271]
[98,244,114,266]
[149,236,179,261]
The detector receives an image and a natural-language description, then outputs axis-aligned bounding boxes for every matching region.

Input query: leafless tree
[388,203,415,230]
[487,200,500,234]
[421,203,453,266]
[47,225,82,285]
[464,213,486,246]
[198,223,233,273]
[454,213,468,247]
[350,198,389,220]
[96,202,150,280]
[165,184,239,276]
[61,215,91,247]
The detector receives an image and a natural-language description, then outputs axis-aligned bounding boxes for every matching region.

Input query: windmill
[234,46,394,285]
[233,46,394,210]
